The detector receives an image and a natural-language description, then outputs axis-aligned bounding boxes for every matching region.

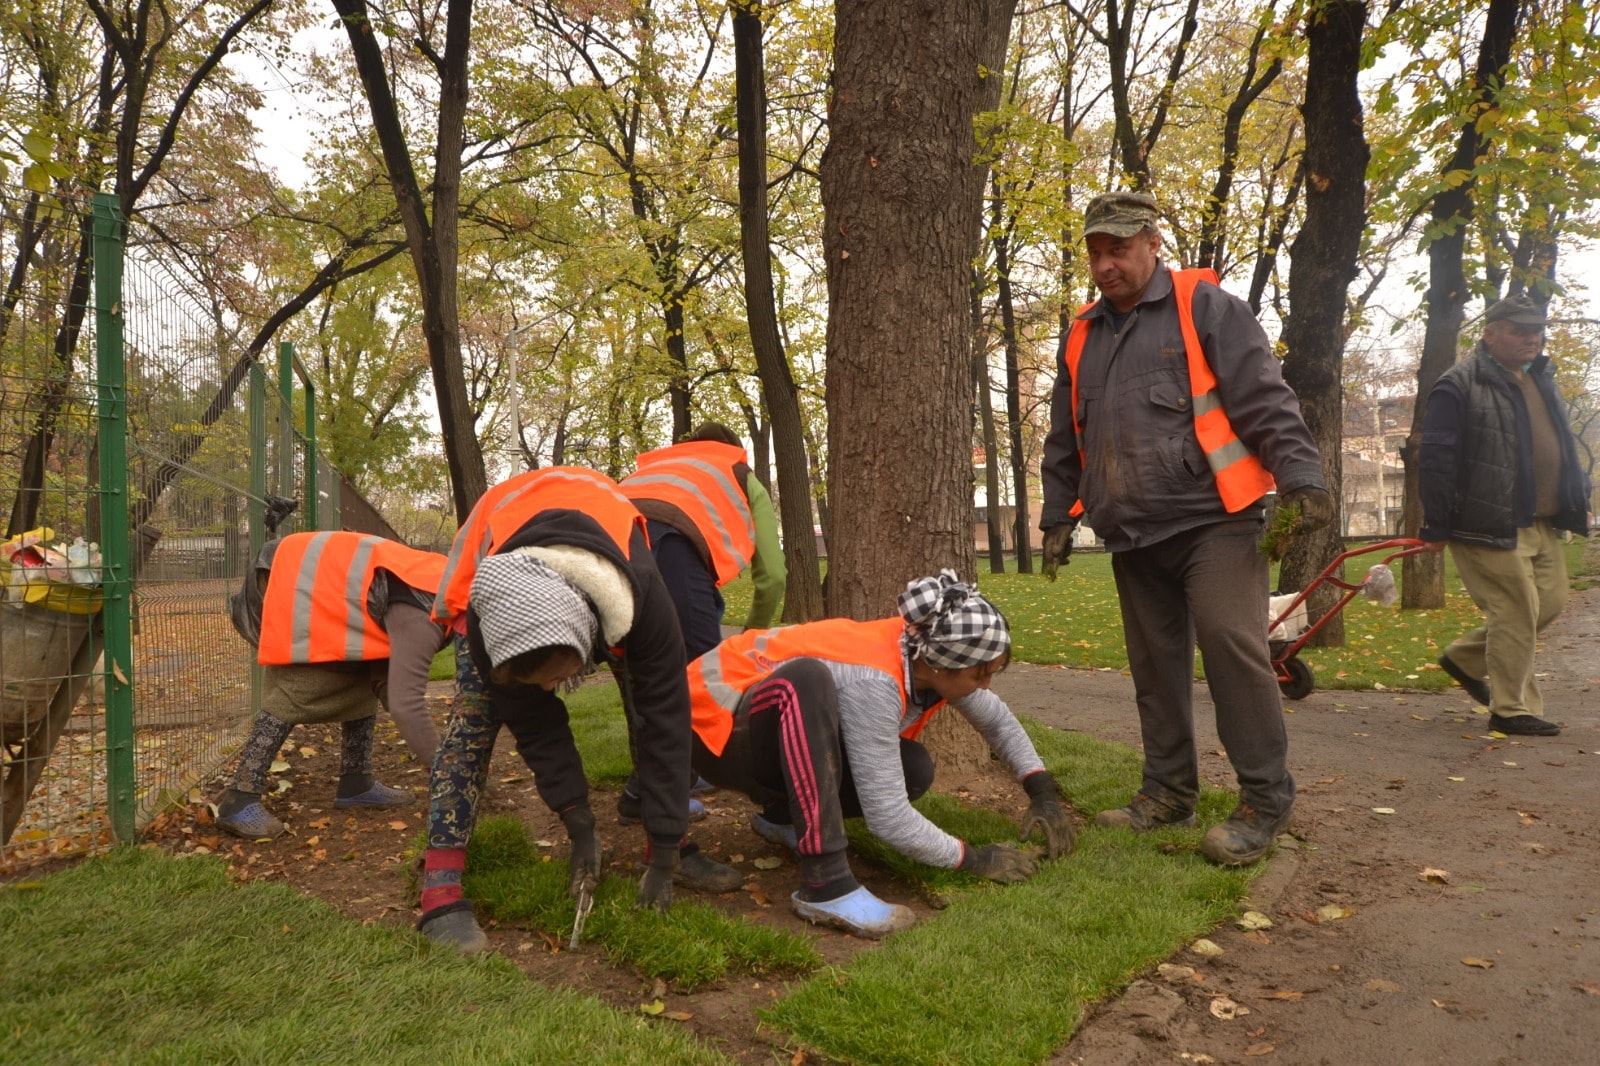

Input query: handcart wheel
[1279,657,1315,700]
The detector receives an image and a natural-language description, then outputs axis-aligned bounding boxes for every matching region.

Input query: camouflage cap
[1082,191,1160,239]
[1485,294,1547,328]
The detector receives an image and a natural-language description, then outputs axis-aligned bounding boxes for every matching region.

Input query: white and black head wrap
[897,569,1010,670]
[470,551,598,668]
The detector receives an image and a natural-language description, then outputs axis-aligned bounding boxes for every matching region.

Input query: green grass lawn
[0,848,727,1064]
[765,718,1256,1066]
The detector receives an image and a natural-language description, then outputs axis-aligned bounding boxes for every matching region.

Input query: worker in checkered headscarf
[678,570,1076,939]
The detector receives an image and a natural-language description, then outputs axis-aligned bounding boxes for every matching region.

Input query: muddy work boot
[1200,803,1291,867]
[418,902,488,954]
[215,789,286,839]
[674,844,744,893]
[1094,792,1197,831]
[790,886,916,939]
[335,781,412,808]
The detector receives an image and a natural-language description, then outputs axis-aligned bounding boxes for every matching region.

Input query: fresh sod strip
[463,815,820,990]
[0,847,728,1065]
[765,722,1258,1066]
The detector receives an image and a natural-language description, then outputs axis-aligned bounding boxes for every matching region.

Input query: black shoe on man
[1438,655,1491,706]
[1489,713,1561,737]
[1200,803,1291,867]
[1093,792,1197,831]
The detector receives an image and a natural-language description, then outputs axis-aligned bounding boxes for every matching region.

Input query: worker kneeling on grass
[417,466,738,953]
[685,570,1077,939]
[216,531,450,839]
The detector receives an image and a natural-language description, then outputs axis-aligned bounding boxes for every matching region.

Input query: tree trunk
[972,269,1006,573]
[333,0,488,522]
[1247,150,1304,315]
[823,0,987,622]
[1278,0,1369,647]
[732,2,825,621]
[1400,0,1521,608]
[992,207,1033,574]
[1196,18,1283,271]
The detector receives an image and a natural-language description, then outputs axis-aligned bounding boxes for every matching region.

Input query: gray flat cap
[1485,294,1547,328]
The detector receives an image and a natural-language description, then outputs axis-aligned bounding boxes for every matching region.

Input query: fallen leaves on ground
[1364,979,1401,994]
[752,857,783,870]
[1461,957,1495,969]
[1370,807,1396,815]
[1157,963,1197,982]
[1419,867,1450,883]
[1237,911,1274,931]
[1244,1043,1275,1057]
[639,999,665,1015]
[1191,938,1225,958]
[1264,990,1303,1001]
[1209,995,1250,1020]
[1316,904,1354,922]
[1574,981,1600,997]
[387,820,408,831]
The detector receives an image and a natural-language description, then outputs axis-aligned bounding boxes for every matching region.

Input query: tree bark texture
[1399,0,1521,608]
[822,0,985,620]
[1279,0,1369,647]
[333,0,488,522]
[732,2,825,621]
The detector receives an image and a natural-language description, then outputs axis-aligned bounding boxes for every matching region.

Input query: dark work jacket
[1039,265,1325,550]
[1420,347,1591,548]
[464,509,690,848]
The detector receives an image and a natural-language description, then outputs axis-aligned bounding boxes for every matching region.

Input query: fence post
[248,361,267,716]
[93,193,137,842]
[301,367,319,530]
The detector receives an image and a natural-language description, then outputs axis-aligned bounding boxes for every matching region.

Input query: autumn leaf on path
[1209,995,1250,1020]
[387,820,408,831]
[1237,911,1274,931]
[1244,1044,1275,1057]
[1316,904,1353,922]
[1461,957,1495,969]
[1419,867,1450,883]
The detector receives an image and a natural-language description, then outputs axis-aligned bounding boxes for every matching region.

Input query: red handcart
[1268,537,1430,699]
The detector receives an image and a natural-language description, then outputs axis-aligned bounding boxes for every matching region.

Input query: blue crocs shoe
[217,801,286,840]
[335,781,411,809]
[790,887,916,938]
[616,791,707,825]
[751,813,798,853]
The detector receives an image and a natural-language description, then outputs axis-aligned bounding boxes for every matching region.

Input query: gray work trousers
[1110,518,1294,819]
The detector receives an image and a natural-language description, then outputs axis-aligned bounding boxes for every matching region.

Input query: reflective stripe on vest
[433,466,644,624]
[257,531,447,666]
[686,617,945,756]
[1062,267,1275,516]
[621,441,756,586]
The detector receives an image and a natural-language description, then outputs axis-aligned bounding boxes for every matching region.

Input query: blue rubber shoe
[790,887,916,938]
[751,813,798,853]
[334,781,411,809]
[616,791,706,825]
[690,775,716,797]
[217,801,286,840]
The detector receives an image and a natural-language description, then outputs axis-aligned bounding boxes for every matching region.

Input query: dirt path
[997,585,1600,1065]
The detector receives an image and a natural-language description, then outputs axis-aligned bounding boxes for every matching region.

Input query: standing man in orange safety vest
[1039,190,1333,866]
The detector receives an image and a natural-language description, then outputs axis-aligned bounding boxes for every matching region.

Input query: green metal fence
[1,189,376,868]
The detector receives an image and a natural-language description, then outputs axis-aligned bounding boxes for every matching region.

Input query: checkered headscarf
[897,570,1010,670]
[470,551,598,667]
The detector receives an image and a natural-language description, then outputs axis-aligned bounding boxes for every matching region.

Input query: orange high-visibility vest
[686,617,944,756]
[621,441,756,587]
[257,531,446,666]
[1061,267,1275,518]
[433,466,645,625]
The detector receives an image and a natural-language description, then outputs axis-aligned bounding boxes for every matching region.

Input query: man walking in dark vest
[1039,190,1333,866]
[1420,294,1591,735]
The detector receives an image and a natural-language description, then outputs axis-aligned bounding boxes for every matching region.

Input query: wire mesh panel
[0,187,112,866]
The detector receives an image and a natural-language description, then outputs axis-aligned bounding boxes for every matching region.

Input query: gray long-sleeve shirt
[827,661,1046,869]
[1040,265,1324,551]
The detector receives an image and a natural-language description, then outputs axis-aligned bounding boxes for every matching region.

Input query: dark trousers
[1110,519,1294,819]
[647,520,725,661]
[692,659,934,855]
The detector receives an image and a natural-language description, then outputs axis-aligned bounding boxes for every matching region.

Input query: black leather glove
[637,842,677,912]
[1041,524,1074,582]
[1278,486,1335,533]
[1019,772,1076,860]
[559,804,601,897]
[959,842,1039,883]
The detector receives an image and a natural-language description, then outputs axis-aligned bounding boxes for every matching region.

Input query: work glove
[1278,486,1335,533]
[1019,772,1076,860]
[637,842,677,912]
[959,842,1039,884]
[1041,524,1075,582]
[559,804,601,897]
